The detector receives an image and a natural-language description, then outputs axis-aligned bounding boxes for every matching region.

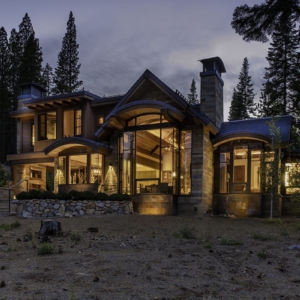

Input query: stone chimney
[17,83,46,110]
[199,57,226,128]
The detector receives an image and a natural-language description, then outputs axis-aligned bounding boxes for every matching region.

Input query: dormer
[18,83,47,110]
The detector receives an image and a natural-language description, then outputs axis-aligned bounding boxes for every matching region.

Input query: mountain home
[7,57,294,216]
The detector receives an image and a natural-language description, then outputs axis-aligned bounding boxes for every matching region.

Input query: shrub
[257,248,268,259]
[175,224,197,239]
[0,221,21,231]
[220,236,243,245]
[252,233,273,241]
[38,243,55,255]
[16,189,131,201]
[70,232,82,244]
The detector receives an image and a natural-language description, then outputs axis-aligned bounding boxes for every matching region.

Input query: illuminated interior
[119,114,190,195]
[219,143,262,193]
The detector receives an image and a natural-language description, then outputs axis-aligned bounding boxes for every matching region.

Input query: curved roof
[212,115,293,147]
[95,100,186,138]
[113,100,185,122]
[44,137,112,157]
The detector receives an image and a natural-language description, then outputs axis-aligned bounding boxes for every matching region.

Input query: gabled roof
[212,115,293,146]
[95,69,218,138]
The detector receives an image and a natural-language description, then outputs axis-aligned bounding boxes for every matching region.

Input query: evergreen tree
[231,0,300,43]
[0,27,11,163]
[18,13,34,52]
[228,57,255,120]
[228,88,242,120]
[19,32,43,85]
[41,63,54,96]
[187,78,198,104]
[257,18,299,117]
[53,11,82,94]
[8,28,22,109]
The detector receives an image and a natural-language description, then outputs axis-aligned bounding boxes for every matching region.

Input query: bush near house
[16,190,132,201]
[0,165,11,187]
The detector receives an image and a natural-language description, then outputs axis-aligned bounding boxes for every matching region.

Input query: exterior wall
[282,196,296,216]
[178,125,214,216]
[22,118,33,153]
[16,121,22,154]
[133,194,175,215]
[213,194,262,217]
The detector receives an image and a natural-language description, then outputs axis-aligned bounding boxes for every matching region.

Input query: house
[7,57,294,216]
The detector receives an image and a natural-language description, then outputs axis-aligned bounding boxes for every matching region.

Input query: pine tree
[18,13,34,52]
[228,57,255,120]
[0,27,11,163]
[257,18,299,117]
[53,11,82,94]
[41,63,54,96]
[187,78,198,104]
[231,0,300,43]
[228,88,242,120]
[19,32,43,85]
[8,28,22,109]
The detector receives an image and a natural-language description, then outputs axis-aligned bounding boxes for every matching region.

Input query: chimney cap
[199,57,226,74]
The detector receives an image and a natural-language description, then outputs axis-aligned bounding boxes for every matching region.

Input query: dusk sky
[0,0,270,120]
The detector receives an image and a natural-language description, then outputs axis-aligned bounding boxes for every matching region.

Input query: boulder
[39,219,62,237]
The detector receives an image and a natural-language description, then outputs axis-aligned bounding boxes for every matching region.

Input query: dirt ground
[1,213,300,300]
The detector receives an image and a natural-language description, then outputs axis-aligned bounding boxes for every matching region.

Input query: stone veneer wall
[11,199,133,218]
[178,125,213,216]
[213,194,262,217]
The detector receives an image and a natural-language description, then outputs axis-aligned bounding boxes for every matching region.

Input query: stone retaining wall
[11,199,134,218]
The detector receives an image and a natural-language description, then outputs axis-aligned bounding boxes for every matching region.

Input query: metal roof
[212,115,293,146]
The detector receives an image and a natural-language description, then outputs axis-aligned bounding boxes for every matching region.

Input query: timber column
[199,57,226,128]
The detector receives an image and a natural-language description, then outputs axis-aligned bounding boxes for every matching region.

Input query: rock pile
[11,199,133,218]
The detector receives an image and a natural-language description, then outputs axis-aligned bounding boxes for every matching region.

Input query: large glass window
[90,154,103,184]
[38,114,46,140]
[121,132,135,194]
[218,142,263,194]
[75,110,82,136]
[233,145,248,192]
[120,119,180,195]
[70,155,87,184]
[180,130,191,195]
[58,156,66,184]
[38,112,56,140]
[220,152,230,193]
[251,150,261,192]
[64,109,82,137]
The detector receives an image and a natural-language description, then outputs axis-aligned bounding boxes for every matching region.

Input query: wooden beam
[36,104,44,109]
[62,100,71,105]
[150,145,159,155]
[53,101,62,106]
[136,155,159,169]
[137,146,160,159]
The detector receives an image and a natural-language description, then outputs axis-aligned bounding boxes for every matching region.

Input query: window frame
[38,113,47,140]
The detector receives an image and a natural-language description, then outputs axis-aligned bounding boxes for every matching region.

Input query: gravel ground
[1,214,300,300]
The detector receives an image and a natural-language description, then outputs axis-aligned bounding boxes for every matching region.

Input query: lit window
[98,116,104,125]
[31,124,35,147]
